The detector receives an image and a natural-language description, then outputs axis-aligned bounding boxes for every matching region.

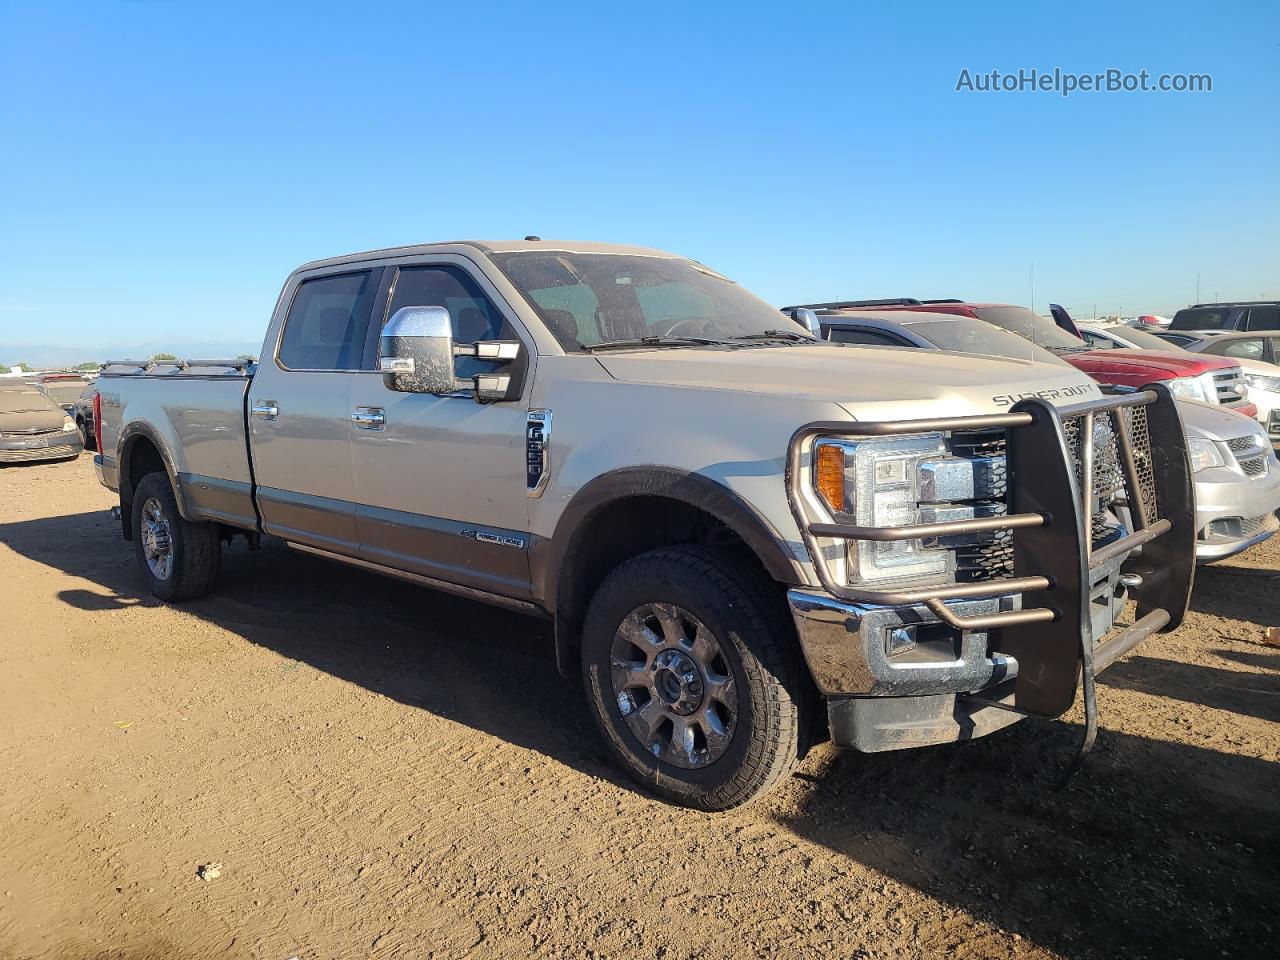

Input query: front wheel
[581,545,811,811]
[130,472,221,601]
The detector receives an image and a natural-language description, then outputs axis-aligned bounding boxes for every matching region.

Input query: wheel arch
[538,467,805,675]
[117,423,189,536]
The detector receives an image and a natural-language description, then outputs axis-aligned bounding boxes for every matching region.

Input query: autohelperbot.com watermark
[955,67,1212,97]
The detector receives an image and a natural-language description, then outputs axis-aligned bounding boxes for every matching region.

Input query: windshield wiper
[584,336,732,351]
[729,330,817,343]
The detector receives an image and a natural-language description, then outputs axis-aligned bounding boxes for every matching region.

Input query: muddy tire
[130,472,221,602]
[581,545,810,811]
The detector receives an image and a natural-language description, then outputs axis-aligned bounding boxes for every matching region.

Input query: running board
[284,541,548,618]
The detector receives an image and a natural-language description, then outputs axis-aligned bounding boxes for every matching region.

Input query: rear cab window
[278,271,380,370]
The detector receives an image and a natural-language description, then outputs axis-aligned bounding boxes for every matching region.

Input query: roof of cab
[295,239,684,273]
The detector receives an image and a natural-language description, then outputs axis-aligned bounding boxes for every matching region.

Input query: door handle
[351,406,385,430]
[252,400,278,420]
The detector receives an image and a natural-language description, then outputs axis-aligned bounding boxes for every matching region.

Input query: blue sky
[1,0,1276,351]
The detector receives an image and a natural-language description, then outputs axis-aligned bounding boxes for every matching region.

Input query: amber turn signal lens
[815,445,845,513]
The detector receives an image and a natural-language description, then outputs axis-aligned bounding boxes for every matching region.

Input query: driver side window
[383,265,517,378]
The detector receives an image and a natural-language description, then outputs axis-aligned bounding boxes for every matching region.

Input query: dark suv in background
[1170,301,1280,333]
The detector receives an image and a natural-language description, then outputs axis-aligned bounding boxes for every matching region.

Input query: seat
[541,308,582,348]
[456,306,493,343]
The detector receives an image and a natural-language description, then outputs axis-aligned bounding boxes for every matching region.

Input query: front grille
[0,427,59,438]
[1240,455,1267,477]
[1214,370,1246,404]
[949,431,1015,580]
[1227,436,1256,453]
[948,403,1160,582]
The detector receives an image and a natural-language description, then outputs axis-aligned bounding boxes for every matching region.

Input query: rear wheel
[130,472,221,601]
[581,545,810,811]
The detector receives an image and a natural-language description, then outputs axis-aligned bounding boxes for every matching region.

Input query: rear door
[348,258,535,598]
[249,267,387,555]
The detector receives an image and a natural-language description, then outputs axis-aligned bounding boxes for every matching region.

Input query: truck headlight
[1166,373,1216,404]
[1187,437,1224,472]
[813,433,957,584]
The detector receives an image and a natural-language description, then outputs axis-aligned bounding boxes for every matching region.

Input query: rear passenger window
[1245,306,1280,331]
[384,266,518,378]
[279,272,377,370]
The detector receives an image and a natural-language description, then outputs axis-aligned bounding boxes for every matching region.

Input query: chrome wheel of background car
[609,602,738,769]
[140,497,173,580]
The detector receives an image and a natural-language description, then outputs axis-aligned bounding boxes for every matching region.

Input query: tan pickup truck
[93,240,1196,809]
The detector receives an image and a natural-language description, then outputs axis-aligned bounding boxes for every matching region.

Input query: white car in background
[1079,323,1280,438]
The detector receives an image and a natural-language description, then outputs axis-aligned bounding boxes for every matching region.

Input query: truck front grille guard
[785,388,1196,776]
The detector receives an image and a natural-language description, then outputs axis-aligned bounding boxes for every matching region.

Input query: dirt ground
[1,456,1277,960]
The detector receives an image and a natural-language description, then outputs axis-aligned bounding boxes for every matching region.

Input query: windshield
[0,385,59,414]
[1103,326,1172,350]
[490,252,796,350]
[908,319,1072,366]
[971,305,1091,352]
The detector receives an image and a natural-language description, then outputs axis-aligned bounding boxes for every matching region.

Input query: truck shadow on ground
[5,510,1279,960]
[1188,563,1280,627]
[1100,653,1280,722]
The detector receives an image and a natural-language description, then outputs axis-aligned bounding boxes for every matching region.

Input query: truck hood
[0,387,66,433]
[595,344,1103,418]
[1066,348,1235,380]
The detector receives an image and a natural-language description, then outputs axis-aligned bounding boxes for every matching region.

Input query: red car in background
[792,298,1256,417]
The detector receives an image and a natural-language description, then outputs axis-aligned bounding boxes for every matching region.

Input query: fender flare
[116,421,190,520]
[537,466,806,673]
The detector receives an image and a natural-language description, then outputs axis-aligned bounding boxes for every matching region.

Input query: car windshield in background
[908,319,1071,366]
[971,305,1090,352]
[1171,308,1231,330]
[491,252,793,350]
[1105,326,1174,350]
[0,384,61,414]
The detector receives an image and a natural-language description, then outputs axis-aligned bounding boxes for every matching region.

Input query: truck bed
[97,360,258,529]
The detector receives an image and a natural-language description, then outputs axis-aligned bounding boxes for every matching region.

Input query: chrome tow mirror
[790,308,822,338]
[379,306,523,401]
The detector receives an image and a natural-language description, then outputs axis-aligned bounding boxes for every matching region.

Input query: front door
[349,260,534,599]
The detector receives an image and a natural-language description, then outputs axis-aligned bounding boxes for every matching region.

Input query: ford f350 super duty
[93,240,1196,810]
